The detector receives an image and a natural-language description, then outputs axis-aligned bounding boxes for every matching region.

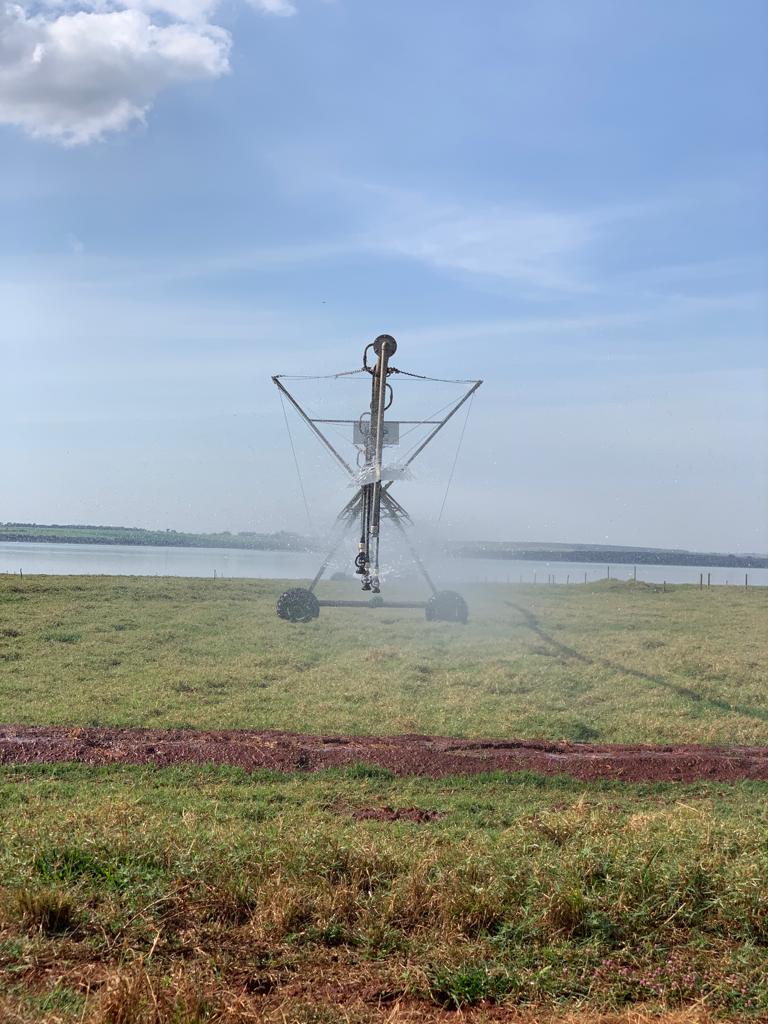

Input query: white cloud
[128,0,222,22]
[329,182,600,291]
[261,164,611,291]
[374,203,595,290]
[249,0,296,15]
[0,0,297,144]
[0,2,230,142]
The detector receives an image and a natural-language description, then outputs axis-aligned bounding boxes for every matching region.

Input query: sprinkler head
[372,334,397,356]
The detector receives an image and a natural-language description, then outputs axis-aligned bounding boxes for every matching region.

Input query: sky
[1,0,766,552]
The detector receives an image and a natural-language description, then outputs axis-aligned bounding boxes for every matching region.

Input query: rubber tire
[276,588,320,623]
[425,590,468,624]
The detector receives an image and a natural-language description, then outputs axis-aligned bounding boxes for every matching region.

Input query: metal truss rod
[310,419,442,425]
[401,379,483,470]
[272,376,356,478]
[336,490,363,522]
[335,482,411,524]
[317,599,428,609]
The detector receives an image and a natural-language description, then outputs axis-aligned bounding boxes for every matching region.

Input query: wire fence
[479,567,761,589]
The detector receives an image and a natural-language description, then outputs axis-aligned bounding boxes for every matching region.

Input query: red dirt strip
[1,725,768,782]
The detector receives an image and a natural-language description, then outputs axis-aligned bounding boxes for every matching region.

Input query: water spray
[272,335,482,622]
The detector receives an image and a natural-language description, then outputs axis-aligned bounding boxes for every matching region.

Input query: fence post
[745,573,749,590]
[699,573,703,590]
[607,565,610,580]
[633,565,637,582]
[707,572,711,588]
[584,571,587,584]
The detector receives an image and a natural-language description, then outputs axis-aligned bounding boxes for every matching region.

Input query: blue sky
[1,0,766,551]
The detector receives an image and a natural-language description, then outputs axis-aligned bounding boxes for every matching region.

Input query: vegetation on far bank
[454,543,768,569]
[0,522,313,552]
[2,523,765,567]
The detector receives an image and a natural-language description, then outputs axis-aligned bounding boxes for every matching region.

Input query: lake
[0,542,765,587]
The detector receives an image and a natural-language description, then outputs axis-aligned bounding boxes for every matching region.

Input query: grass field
[1,576,767,1022]
[1,765,767,1022]
[1,575,766,743]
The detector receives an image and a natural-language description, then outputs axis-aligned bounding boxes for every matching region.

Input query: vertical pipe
[369,339,393,583]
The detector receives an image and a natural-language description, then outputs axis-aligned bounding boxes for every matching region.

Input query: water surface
[1,541,765,587]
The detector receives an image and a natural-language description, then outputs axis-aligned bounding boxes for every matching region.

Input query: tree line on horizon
[1,523,765,568]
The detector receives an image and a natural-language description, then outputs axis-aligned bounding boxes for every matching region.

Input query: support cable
[437,392,475,523]
[275,368,480,385]
[397,393,469,448]
[275,369,365,381]
[393,369,481,385]
[279,391,313,529]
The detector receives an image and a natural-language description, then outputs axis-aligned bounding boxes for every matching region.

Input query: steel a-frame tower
[272,334,481,622]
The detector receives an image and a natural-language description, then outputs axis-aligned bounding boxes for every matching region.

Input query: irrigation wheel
[425,590,468,624]
[276,588,320,623]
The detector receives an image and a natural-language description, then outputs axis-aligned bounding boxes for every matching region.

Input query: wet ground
[1,725,767,782]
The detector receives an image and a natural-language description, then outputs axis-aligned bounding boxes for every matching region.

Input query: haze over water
[2,542,765,588]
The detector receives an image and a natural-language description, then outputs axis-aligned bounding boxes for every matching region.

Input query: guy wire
[279,390,313,530]
[437,392,475,523]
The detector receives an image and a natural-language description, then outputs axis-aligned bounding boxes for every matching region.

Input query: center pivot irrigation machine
[272,335,482,623]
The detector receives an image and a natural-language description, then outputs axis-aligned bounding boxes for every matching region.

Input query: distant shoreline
[452,545,768,570]
[1,524,765,570]
[0,524,315,554]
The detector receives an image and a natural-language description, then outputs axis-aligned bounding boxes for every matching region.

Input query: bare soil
[1,725,767,782]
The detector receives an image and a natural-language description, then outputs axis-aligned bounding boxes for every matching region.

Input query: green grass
[0,764,767,1021]
[1,575,767,1021]
[0,575,766,744]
